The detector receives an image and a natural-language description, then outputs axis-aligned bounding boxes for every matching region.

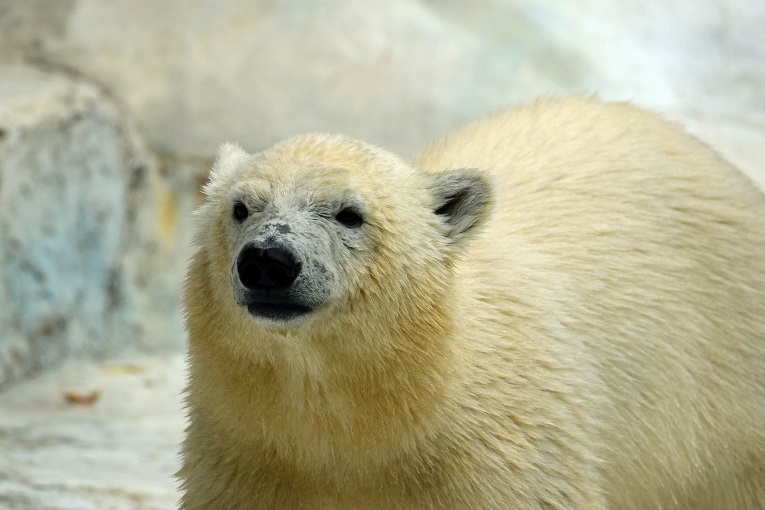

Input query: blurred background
[0,0,763,508]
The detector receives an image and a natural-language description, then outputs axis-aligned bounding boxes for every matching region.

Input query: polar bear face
[195,135,493,330]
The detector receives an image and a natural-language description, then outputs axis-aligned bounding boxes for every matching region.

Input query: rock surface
[0,351,184,510]
[0,63,193,390]
[0,64,133,388]
[2,0,763,160]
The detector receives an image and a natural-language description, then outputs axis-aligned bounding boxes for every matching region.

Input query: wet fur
[179,98,765,509]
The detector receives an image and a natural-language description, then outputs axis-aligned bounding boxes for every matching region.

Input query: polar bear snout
[231,238,330,324]
[237,244,302,291]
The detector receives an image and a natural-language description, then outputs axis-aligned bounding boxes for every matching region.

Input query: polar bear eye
[335,208,363,228]
[232,202,249,222]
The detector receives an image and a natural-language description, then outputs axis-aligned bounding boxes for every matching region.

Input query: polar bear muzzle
[232,239,322,323]
[231,225,329,324]
[237,245,301,291]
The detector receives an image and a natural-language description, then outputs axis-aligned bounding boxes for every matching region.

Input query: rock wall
[3,0,762,163]
[0,0,586,158]
[0,64,190,389]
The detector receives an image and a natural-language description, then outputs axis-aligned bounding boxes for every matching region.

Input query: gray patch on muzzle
[231,215,336,323]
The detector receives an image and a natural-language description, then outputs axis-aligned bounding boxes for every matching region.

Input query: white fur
[179,98,765,509]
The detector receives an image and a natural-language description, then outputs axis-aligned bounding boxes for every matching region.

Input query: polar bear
[178,97,765,509]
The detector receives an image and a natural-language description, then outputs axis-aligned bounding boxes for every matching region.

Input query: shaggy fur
[179,97,765,509]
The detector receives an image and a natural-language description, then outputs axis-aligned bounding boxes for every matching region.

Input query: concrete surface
[0,352,185,510]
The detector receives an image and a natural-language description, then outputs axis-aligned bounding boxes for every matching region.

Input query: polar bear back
[416,97,765,509]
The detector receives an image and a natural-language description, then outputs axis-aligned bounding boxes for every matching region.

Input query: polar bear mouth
[246,301,313,322]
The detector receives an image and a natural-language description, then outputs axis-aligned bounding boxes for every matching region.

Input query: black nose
[237,245,301,290]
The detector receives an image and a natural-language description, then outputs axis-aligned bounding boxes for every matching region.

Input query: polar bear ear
[203,143,250,198]
[430,169,495,245]
[212,143,249,177]
[216,142,248,162]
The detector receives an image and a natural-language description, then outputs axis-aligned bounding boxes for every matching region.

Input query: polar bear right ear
[430,169,495,246]
[203,143,250,198]
[216,142,248,163]
[211,143,249,177]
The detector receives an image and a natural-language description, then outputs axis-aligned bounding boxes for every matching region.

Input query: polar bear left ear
[430,169,495,245]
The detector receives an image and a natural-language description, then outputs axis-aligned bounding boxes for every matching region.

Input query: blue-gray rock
[0,64,150,388]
